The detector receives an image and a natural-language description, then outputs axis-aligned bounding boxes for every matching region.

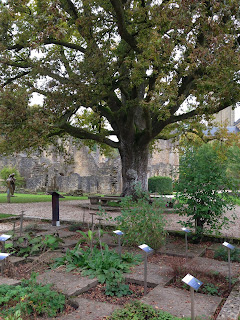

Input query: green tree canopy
[0,0,239,195]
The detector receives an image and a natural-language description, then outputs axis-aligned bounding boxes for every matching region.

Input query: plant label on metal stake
[223,242,235,290]
[138,244,154,296]
[113,230,124,256]
[182,228,191,259]
[182,273,203,320]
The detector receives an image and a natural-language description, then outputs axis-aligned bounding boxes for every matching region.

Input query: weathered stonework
[0,140,178,194]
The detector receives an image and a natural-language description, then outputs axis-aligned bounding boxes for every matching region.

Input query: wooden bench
[88,195,123,206]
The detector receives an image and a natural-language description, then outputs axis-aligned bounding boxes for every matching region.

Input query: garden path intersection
[0,200,240,319]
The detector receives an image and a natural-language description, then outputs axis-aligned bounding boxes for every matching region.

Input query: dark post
[48,192,64,226]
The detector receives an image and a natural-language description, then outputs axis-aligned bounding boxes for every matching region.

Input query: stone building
[0,138,178,194]
[2,107,236,194]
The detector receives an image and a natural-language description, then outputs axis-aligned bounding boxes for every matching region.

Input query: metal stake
[190,287,195,320]
[118,235,122,257]
[185,232,188,259]
[228,248,231,290]
[144,253,148,296]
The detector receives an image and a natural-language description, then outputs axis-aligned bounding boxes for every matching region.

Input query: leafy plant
[202,283,220,296]
[52,244,142,296]
[0,273,65,318]
[214,246,240,262]
[3,310,22,320]
[176,144,236,241]
[106,301,184,320]
[115,189,167,250]
[6,233,63,257]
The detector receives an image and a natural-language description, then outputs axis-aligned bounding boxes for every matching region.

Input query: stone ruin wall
[0,140,178,194]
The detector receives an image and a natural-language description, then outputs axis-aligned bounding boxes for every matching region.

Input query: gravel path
[0,200,240,238]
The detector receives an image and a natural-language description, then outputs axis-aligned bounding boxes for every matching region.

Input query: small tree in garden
[176,144,236,241]
[0,166,25,188]
[116,188,167,250]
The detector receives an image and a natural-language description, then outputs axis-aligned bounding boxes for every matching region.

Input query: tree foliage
[176,144,236,240]
[0,0,239,194]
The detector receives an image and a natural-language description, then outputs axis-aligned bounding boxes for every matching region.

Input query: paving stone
[141,285,221,319]
[125,262,173,286]
[185,257,240,278]
[8,256,26,265]
[62,239,79,248]
[36,270,98,296]
[158,242,206,258]
[217,280,240,320]
[0,276,21,286]
[57,297,120,320]
[36,230,76,238]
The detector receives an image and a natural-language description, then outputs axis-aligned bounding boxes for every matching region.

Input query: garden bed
[1,222,240,320]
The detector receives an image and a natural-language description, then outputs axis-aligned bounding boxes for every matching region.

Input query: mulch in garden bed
[168,271,233,298]
[81,282,154,305]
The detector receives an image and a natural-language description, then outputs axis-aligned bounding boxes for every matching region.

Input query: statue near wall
[6,173,16,202]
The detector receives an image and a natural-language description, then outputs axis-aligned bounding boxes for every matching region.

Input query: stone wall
[0,140,178,194]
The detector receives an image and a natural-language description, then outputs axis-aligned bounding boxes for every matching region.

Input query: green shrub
[176,144,236,241]
[52,244,142,297]
[115,191,167,250]
[214,246,240,262]
[0,166,25,188]
[106,301,183,320]
[0,273,65,318]
[148,176,173,195]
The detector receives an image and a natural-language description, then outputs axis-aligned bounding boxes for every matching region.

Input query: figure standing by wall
[6,173,16,203]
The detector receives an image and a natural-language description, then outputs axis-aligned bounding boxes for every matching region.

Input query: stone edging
[216,278,240,320]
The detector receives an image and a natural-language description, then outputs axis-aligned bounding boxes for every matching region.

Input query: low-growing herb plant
[52,244,142,297]
[106,301,184,320]
[202,283,220,296]
[6,233,63,257]
[214,246,240,262]
[0,273,65,318]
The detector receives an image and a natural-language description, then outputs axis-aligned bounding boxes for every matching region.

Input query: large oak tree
[0,0,239,195]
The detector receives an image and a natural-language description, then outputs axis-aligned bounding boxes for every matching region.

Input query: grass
[0,213,14,218]
[0,193,88,203]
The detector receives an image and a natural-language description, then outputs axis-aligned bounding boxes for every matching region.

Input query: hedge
[148,176,173,195]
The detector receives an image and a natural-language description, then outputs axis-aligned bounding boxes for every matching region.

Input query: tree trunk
[119,141,149,196]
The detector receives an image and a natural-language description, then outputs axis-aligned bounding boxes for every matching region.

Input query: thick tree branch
[2,71,31,87]
[58,122,120,149]
[44,38,86,53]
[110,0,139,52]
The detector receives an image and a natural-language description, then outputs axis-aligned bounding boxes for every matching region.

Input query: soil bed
[169,273,232,298]
[81,282,154,305]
